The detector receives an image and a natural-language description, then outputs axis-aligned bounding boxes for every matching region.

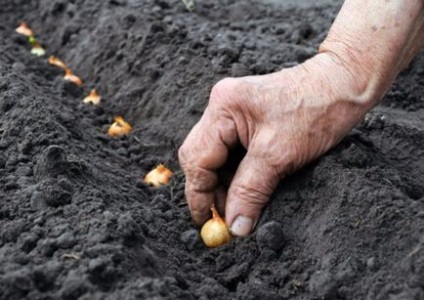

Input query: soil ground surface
[1,0,424,299]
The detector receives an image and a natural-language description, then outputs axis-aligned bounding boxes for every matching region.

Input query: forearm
[319,0,424,108]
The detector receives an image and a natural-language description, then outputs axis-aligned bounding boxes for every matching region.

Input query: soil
[1,0,424,299]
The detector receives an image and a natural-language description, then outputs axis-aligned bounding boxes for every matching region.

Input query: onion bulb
[16,22,33,37]
[83,89,101,105]
[108,116,132,137]
[49,56,67,70]
[200,205,232,248]
[30,44,46,56]
[64,68,83,86]
[144,164,173,187]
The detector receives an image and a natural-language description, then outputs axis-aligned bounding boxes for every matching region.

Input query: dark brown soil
[1,0,424,299]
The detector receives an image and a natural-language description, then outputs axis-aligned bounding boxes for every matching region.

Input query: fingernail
[230,216,254,236]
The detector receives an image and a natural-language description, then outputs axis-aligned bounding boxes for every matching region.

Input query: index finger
[178,110,238,225]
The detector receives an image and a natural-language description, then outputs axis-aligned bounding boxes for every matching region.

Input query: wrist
[274,53,379,137]
[303,52,380,113]
[318,39,393,110]
[317,0,424,110]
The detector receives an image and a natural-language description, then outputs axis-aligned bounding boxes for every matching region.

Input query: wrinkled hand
[179,53,373,236]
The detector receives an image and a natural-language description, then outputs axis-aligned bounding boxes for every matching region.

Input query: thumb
[225,153,280,236]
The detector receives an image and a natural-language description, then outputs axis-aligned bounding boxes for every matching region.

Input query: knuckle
[185,167,217,192]
[178,143,189,166]
[212,77,237,93]
[210,77,240,105]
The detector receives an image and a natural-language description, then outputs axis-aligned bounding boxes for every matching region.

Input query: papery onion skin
[108,116,132,137]
[144,164,173,187]
[49,56,67,70]
[31,45,46,56]
[83,89,101,105]
[64,69,83,86]
[200,206,232,248]
[16,22,33,37]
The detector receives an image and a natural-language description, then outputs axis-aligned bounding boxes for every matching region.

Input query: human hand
[179,0,424,237]
[178,53,376,236]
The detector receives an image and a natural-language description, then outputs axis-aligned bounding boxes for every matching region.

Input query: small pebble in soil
[256,221,285,252]
[367,257,377,271]
[34,146,69,181]
[56,231,77,249]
